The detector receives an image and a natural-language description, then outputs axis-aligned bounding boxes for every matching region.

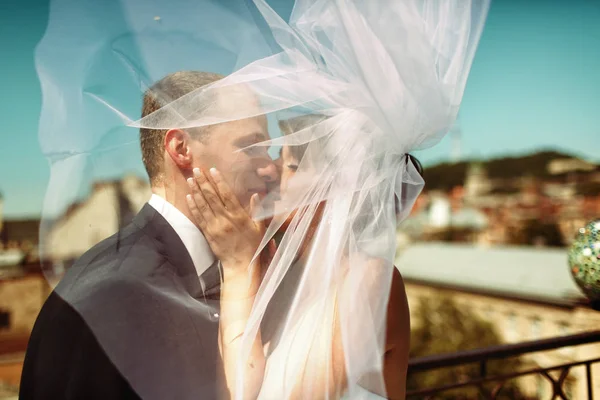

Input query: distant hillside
[423,151,600,191]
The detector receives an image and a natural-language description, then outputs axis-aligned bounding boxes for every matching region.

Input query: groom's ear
[164,128,194,169]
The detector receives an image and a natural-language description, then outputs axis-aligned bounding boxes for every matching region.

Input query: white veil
[37,0,489,398]
[131,1,489,397]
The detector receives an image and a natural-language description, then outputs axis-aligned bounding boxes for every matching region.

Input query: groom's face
[189,87,279,210]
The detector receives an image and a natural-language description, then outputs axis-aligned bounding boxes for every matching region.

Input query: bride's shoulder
[360,257,405,283]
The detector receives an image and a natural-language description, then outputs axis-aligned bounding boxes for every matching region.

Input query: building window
[0,309,10,330]
[507,312,518,341]
[558,321,570,336]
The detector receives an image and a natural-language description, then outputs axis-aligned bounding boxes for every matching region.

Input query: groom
[20,71,279,400]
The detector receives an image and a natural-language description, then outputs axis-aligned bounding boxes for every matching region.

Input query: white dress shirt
[148,194,215,278]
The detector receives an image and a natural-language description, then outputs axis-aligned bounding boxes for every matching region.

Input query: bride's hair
[277,113,329,161]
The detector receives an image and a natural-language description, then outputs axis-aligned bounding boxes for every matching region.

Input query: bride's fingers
[185,194,209,234]
[192,168,227,215]
[187,177,214,222]
[209,168,244,212]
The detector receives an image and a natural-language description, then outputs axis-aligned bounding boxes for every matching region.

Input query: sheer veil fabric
[37,0,489,398]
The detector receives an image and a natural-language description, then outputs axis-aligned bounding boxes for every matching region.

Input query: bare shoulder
[348,257,410,336]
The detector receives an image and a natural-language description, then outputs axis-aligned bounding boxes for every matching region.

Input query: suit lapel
[132,204,214,300]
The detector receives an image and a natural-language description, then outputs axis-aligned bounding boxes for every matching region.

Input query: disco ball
[568,219,600,302]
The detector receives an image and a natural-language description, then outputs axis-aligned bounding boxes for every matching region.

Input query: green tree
[425,227,478,243]
[407,295,530,399]
[422,150,599,191]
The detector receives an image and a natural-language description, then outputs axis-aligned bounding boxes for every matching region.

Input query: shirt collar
[148,194,215,277]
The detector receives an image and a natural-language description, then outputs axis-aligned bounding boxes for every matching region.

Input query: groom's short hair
[140,71,224,186]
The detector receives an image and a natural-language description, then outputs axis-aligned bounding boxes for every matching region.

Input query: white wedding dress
[257,262,386,400]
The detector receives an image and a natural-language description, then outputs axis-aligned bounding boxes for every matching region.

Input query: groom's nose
[257,161,279,183]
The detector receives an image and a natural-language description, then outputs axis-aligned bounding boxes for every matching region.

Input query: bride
[186,114,414,399]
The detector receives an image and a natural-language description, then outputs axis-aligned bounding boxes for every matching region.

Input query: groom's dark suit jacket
[20,204,224,400]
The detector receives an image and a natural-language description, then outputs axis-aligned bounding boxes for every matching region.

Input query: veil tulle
[37,0,489,398]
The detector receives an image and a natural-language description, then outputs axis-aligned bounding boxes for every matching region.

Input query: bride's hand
[186,167,265,281]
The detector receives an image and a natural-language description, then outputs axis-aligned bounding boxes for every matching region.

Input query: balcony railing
[407,330,600,400]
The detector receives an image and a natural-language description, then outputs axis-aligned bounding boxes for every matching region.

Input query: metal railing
[407,330,600,399]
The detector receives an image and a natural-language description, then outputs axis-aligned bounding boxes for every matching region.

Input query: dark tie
[197,260,222,321]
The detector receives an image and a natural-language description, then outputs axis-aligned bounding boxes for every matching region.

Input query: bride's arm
[219,267,266,400]
[187,168,267,399]
[352,263,410,400]
[383,267,411,400]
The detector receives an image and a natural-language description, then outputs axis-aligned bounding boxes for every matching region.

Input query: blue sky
[1,0,599,218]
